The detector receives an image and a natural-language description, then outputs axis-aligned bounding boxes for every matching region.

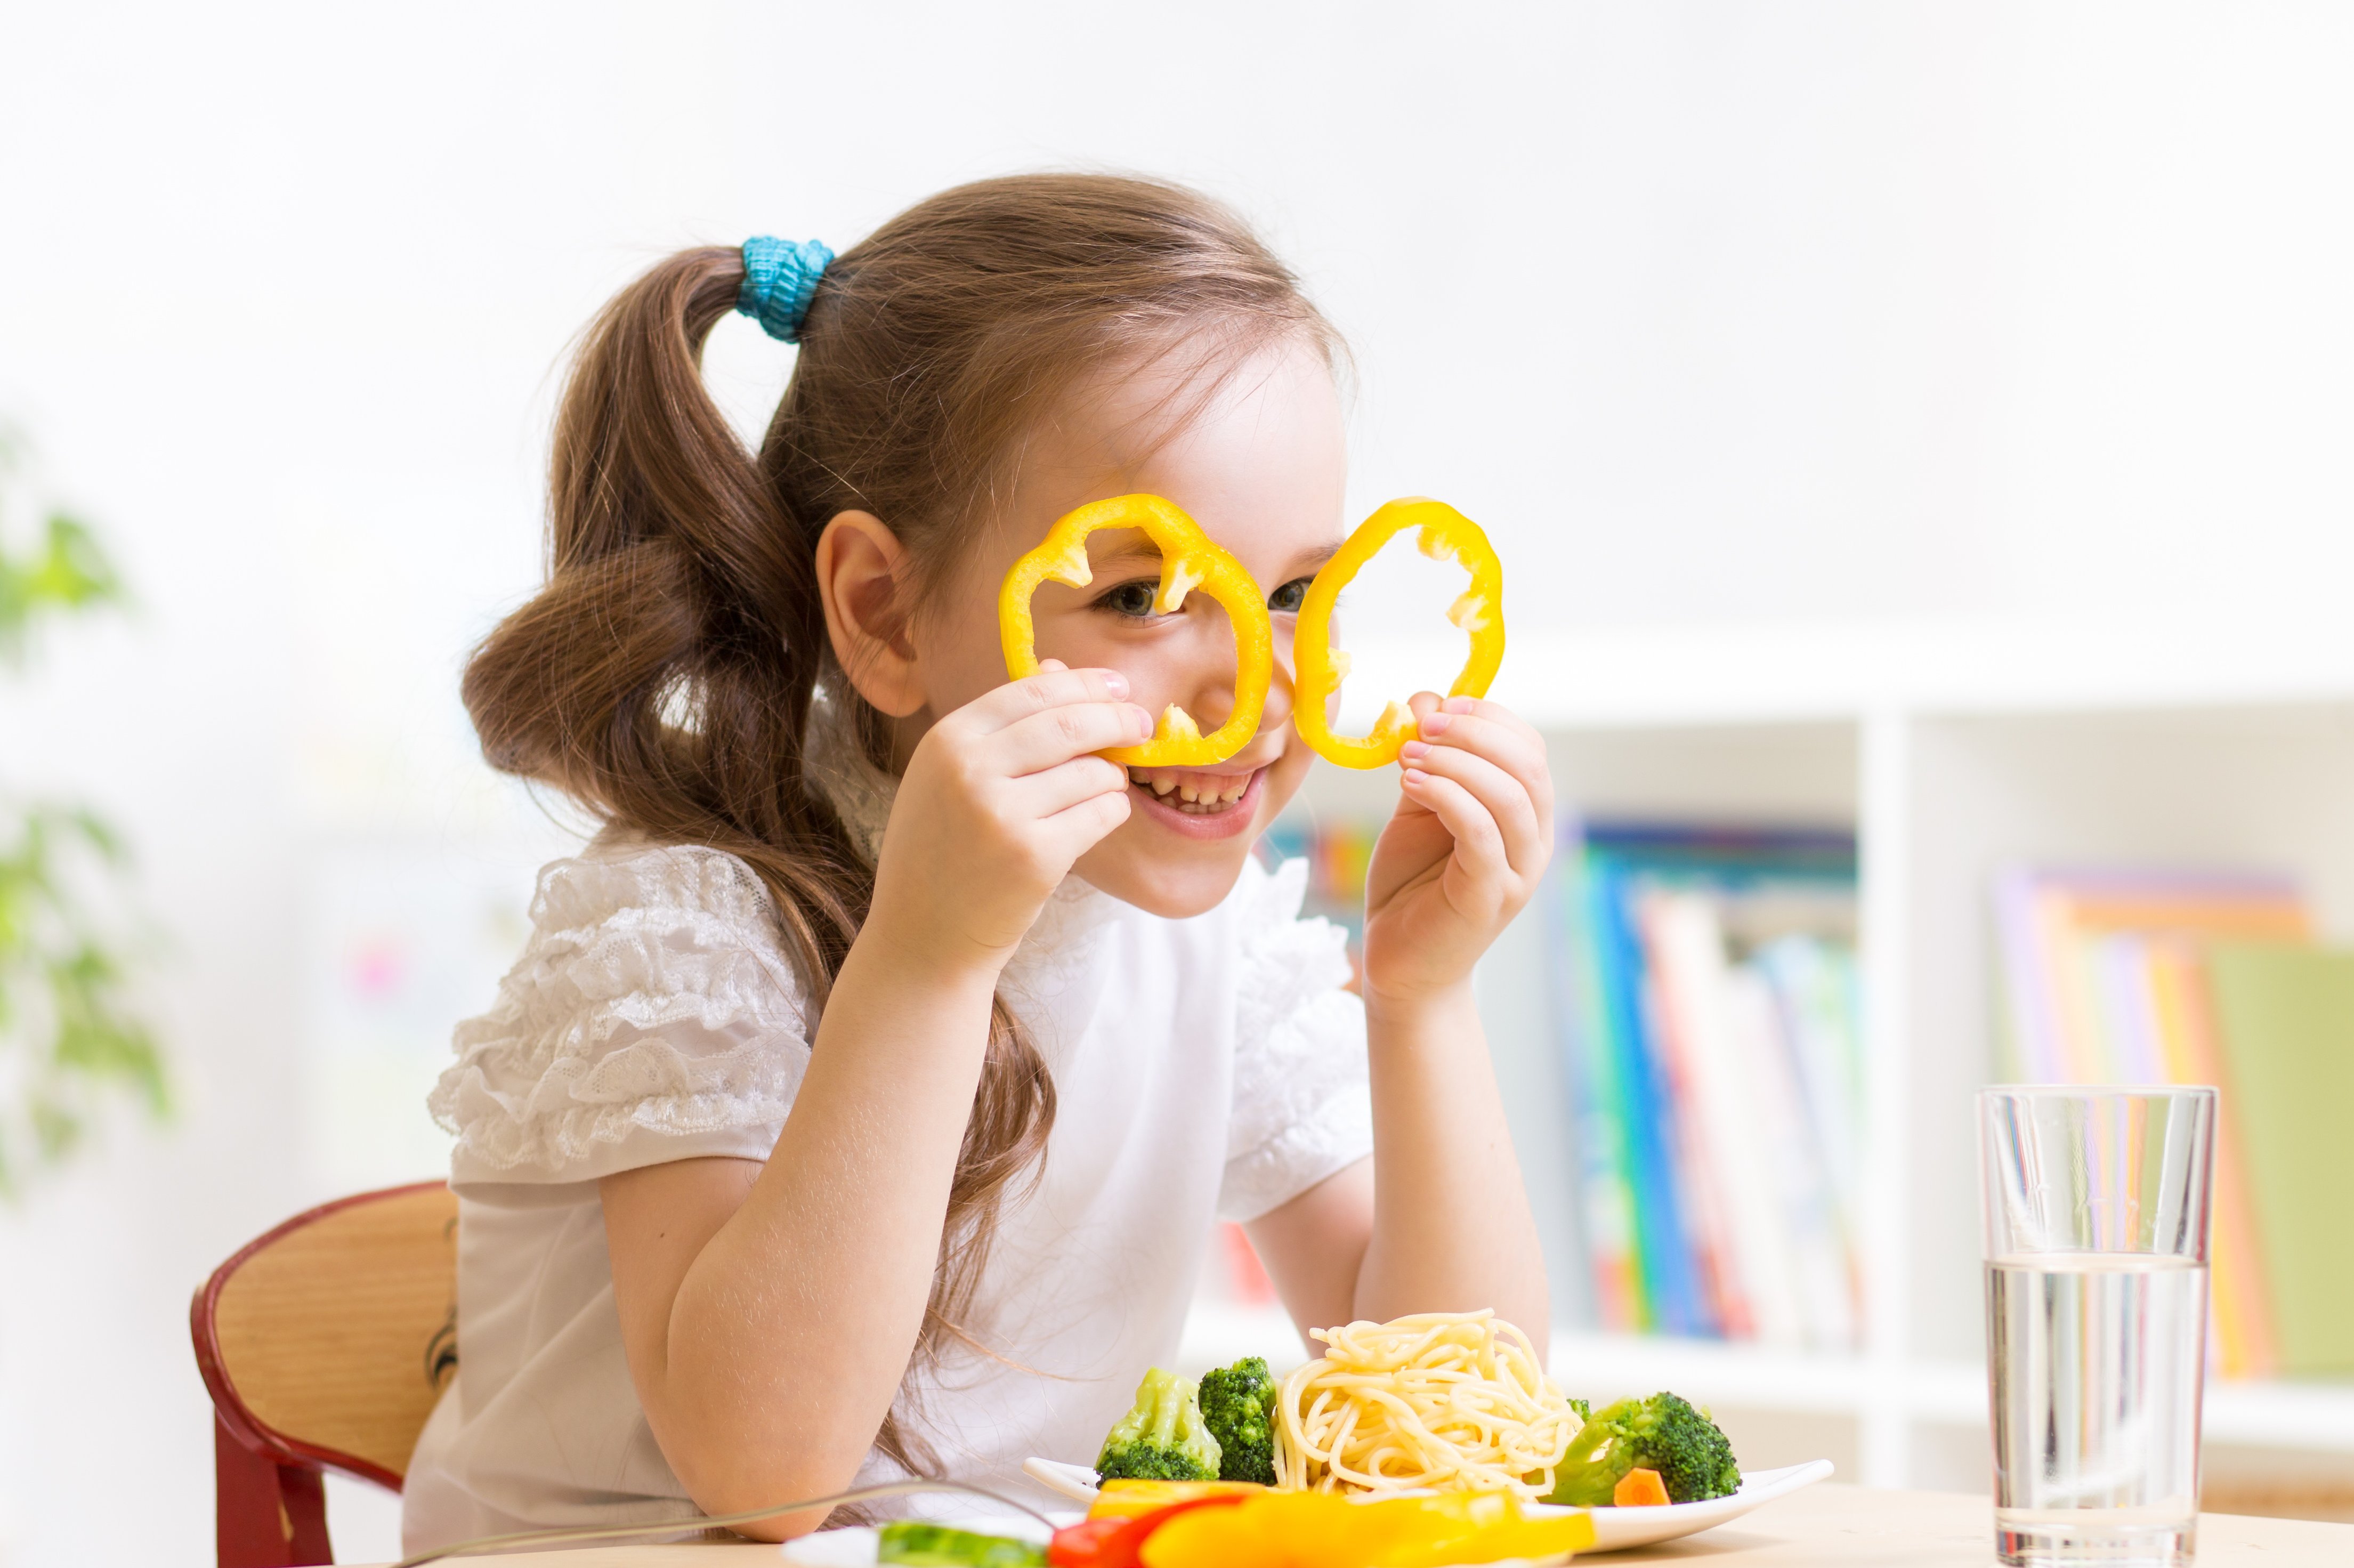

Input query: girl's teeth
[1126,767,1252,812]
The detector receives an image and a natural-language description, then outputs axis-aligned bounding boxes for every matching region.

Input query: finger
[1415,701,1553,821]
[1414,703,1545,775]
[1412,713,1551,823]
[1040,785,1131,852]
[1397,739,1545,879]
[1400,764,1510,885]
[1439,692,1543,742]
[966,665,1133,731]
[1011,755,1130,817]
[991,700,1155,773]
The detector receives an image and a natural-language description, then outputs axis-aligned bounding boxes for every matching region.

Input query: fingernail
[1102,672,1129,699]
[1400,740,1430,761]
[1418,712,1452,737]
[1443,696,1475,715]
[1131,705,1154,738]
[1402,767,1429,786]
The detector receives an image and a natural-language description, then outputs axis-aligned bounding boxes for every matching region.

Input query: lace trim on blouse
[1219,856,1372,1222]
[427,840,813,1177]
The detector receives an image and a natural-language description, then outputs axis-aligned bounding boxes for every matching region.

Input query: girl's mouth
[1126,765,1265,838]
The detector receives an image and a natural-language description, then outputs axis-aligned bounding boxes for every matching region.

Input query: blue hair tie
[737,236,834,343]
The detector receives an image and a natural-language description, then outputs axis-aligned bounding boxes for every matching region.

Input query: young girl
[403,174,1555,1549]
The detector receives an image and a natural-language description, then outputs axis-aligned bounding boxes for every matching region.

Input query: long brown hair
[463,173,1338,1470]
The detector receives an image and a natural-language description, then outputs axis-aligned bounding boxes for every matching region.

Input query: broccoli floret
[1545,1392,1741,1506]
[1196,1356,1279,1484]
[1095,1367,1224,1482]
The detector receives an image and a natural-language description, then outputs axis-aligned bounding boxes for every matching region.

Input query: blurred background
[5,2,2354,1562]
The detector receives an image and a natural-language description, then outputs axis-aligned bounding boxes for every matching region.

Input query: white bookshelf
[1193,612,2354,1493]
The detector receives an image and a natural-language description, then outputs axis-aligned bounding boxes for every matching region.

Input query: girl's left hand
[1360,694,1555,1007]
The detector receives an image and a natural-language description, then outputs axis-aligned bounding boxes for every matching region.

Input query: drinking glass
[1979,1086,2215,1566]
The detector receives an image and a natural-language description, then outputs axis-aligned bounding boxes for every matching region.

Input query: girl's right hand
[865,660,1150,969]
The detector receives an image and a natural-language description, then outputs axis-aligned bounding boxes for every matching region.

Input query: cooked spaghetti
[1275,1311,1581,1501]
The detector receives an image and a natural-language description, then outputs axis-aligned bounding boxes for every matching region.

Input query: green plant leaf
[0,471,126,664]
[0,436,164,1198]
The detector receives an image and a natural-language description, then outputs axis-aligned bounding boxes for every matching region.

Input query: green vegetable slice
[875,1519,1047,1566]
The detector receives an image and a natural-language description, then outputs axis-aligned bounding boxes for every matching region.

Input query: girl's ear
[815,510,927,718]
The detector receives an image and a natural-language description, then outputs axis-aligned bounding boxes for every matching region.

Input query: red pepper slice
[1046,1516,1129,1567]
[1047,1494,1250,1568]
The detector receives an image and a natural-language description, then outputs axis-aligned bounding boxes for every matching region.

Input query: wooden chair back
[191,1180,458,1567]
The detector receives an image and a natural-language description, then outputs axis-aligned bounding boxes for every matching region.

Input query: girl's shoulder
[432,829,812,1191]
[528,828,782,940]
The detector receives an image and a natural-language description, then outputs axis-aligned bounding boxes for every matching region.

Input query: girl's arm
[1248,693,1555,1350]
[601,666,1150,1538]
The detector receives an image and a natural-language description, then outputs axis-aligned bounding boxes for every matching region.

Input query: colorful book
[1991,866,2308,1378]
[2204,942,2354,1378]
[1647,891,1818,1347]
[1546,851,1648,1331]
[1587,849,1711,1335]
[1994,867,2309,1080]
[1757,935,1864,1348]
[2136,940,2275,1377]
[1551,822,1862,1347]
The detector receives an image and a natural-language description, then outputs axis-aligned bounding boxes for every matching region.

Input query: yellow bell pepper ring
[998,494,1275,769]
[1136,1490,1596,1568]
[1292,497,1506,770]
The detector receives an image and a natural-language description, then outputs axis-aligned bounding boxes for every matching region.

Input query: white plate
[1572,1461,1834,1551]
[1017,1455,1837,1555]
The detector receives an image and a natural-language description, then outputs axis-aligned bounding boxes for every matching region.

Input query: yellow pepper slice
[1138,1492,1409,1568]
[1380,1491,1598,1567]
[1087,1479,1268,1519]
[998,494,1274,768]
[1137,1490,1595,1568]
[1292,498,1506,770]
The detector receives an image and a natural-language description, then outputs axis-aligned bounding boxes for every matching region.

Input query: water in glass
[1987,1252,2206,1565]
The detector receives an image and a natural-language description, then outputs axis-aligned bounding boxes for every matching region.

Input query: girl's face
[909,335,1347,919]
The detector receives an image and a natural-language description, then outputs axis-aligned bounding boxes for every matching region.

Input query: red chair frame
[190,1180,455,1567]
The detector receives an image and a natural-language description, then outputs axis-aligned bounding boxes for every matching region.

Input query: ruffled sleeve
[428,837,813,1202]
[1217,857,1373,1223]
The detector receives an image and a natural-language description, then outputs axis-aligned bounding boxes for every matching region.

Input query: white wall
[3,3,2352,1561]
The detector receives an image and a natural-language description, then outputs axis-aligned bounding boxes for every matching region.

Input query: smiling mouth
[1127,765,1257,815]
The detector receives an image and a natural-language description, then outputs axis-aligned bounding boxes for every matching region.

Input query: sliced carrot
[1614,1467,1672,1507]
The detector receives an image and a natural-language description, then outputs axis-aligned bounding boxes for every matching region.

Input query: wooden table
[374,1484,2354,1566]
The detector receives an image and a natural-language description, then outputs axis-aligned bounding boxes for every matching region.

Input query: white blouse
[400,785,1372,1549]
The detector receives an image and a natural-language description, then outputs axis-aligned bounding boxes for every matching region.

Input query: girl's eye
[1268,577,1311,613]
[1100,580,1161,618]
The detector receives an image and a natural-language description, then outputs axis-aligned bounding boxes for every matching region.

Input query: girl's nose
[1178,598,1293,740]
[1260,628,1296,731]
